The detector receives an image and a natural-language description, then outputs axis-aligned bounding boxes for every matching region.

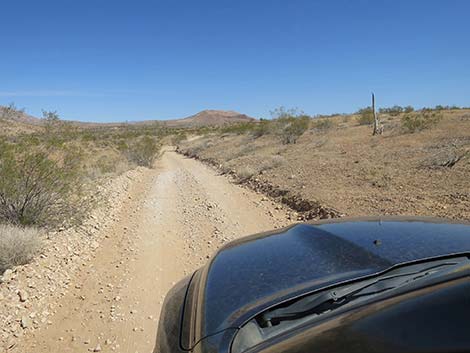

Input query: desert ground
[0,107,469,352]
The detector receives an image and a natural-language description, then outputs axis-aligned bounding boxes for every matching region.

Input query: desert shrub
[0,224,41,273]
[89,154,129,177]
[220,162,234,174]
[404,105,415,113]
[311,118,334,131]
[220,122,256,135]
[433,105,461,111]
[251,119,272,138]
[277,116,310,144]
[123,136,160,167]
[179,139,210,158]
[260,155,285,171]
[42,110,63,138]
[171,132,187,145]
[270,106,304,119]
[379,105,404,116]
[0,139,86,227]
[401,111,442,133]
[245,107,311,143]
[225,144,258,161]
[356,107,374,125]
[236,166,257,180]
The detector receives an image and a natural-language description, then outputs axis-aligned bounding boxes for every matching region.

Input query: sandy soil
[178,110,470,220]
[14,148,290,353]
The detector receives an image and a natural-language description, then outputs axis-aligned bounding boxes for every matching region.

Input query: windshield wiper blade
[260,279,392,327]
[259,257,469,327]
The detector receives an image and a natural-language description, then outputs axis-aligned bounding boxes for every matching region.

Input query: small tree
[42,110,62,134]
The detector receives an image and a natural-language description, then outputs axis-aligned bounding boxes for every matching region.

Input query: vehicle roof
[198,217,470,341]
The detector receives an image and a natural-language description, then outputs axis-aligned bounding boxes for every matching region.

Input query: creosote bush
[122,136,160,167]
[251,119,272,138]
[268,107,310,144]
[0,224,41,273]
[277,116,310,144]
[401,111,442,133]
[356,107,374,125]
[0,138,86,227]
[311,118,335,131]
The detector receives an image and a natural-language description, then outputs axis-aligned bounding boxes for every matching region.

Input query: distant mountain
[0,106,256,129]
[163,110,256,127]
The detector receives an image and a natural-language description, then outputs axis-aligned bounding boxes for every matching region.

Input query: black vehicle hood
[185,217,470,349]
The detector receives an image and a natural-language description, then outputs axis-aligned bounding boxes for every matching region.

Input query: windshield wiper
[259,257,469,327]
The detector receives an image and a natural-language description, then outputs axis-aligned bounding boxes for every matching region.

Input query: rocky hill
[163,110,256,127]
[0,106,256,130]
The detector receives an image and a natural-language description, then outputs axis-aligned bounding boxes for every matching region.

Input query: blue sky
[0,0,469,122]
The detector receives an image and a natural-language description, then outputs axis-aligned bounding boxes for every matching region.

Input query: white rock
[21,316,32,329]
[2,269,14,282]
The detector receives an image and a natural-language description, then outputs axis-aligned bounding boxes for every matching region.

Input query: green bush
[379,105,404,116]
[220,122,256,135]
[251,119,272,138]
[356,107,374,125]
[0,139,86,227]
[277,116,310,144]
[171,132,187,145]
[401,111,442,133]
[123,136,160,167]
[404,105,415,113]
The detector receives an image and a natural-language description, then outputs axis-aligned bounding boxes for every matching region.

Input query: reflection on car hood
[195,217,470,344]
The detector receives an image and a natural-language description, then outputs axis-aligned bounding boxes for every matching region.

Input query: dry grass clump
[236,166,257,180]
[261,155,286,171]
[0,224,41,273]
[311,118,335,132]
[233,155,286,181]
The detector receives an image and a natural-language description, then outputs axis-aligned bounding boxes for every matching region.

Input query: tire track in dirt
[16,148,291,353]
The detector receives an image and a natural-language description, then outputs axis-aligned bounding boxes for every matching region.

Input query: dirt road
[17,148,290,353]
